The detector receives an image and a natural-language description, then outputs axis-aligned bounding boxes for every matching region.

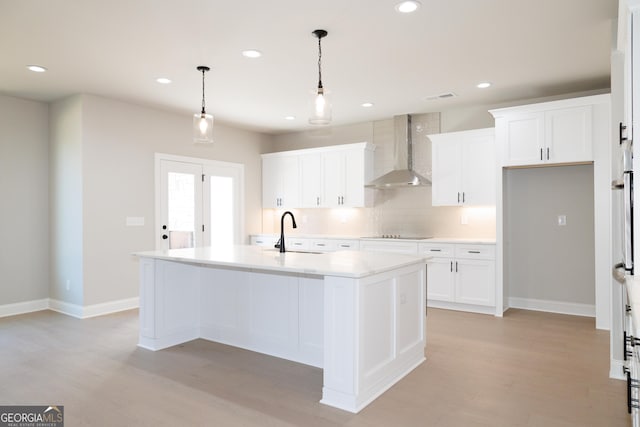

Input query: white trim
[48,299,84,318]
[1,297,139,320]
[81,297,139,318]
[0,299,49,318]
[610,357,627,380]
[508,297,596,318]
[427,300,495,316]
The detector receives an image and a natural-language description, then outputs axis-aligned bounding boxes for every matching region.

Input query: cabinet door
[262,155,300,208]
[426,258,455,302]
[343,148,366,207]
[501,112,545,166]
[262,156,280,208]
[322,150,344,207]
[454,259,495,306]
[280,156,300,208]
[545,106,593,164]
[300,153,323,207]
[461,133,495,205]
[432,140,462,206]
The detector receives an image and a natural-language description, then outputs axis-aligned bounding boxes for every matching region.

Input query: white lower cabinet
[419,242,495,313]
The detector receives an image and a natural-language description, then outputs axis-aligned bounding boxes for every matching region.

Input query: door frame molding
[154,153,245,249]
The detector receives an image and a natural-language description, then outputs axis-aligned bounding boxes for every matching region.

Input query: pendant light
[309,29,331,125]
[193,65,214,144]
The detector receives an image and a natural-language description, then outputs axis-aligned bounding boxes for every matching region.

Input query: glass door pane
[168,172,196,249]
[158,160,203,250]
[209,176,233,246]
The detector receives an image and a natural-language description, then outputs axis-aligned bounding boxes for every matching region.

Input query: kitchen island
[136,245,427,413]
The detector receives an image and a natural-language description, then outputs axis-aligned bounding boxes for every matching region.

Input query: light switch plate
[126,216,145,226]
[557,215,567,226]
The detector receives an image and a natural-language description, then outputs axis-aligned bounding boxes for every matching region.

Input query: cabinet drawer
[360,240,418,254]
[455,244,495,260]
[251,236,278,247]
[418,243,454,258]
[287,238,310,251]
[334,239,360,250]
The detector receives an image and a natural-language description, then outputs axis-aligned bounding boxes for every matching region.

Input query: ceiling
[0,0,618,134]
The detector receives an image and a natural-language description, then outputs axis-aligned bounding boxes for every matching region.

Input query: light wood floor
[0,308,630,426]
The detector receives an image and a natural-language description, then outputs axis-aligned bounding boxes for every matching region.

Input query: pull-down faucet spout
[277,211,297,253]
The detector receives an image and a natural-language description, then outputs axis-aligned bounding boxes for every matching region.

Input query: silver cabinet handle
[455,261,458,272]
[317,196,320,206]
[450,261,453,272]
[468,250,481,254]
[430,249,441,252]
[317,243,326,247]
[547,147,550,160]
[457,192,460,203]
[462,192,465,203]
[540,148,543,161]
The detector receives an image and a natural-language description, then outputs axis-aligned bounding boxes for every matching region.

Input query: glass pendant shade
[309,87,331,125]
[193,65,213,144]
[193,112,213,144]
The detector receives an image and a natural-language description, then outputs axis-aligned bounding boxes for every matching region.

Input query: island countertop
[136,245,428,279]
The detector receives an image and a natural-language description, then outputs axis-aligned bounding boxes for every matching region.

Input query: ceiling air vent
[424,92,457,101]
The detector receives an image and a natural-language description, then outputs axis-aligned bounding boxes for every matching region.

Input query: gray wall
[504,165,595,305]
[0,95,50,305]
[3,92,273,309]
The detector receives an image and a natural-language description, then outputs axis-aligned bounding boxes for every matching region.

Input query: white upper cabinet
[430,128,495,206]
[262,154,300,208]
[263,142,374,209]
[491,96,603,167]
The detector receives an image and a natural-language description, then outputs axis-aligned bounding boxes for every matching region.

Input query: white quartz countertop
[136,245,428,279]
[253,234,496,244]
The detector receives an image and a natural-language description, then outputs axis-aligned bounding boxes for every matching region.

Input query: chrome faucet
[276,211,297,253]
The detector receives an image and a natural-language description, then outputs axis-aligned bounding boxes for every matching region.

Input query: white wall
[77,94,270,306]
[49,96,84,305]
[0,95,50,305]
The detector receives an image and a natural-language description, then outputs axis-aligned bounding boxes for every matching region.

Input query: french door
[156,154,244,250]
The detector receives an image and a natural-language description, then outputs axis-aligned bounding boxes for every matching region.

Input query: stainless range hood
[365,114,431,188]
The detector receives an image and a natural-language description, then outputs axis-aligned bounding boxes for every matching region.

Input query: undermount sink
[263,249,323,255]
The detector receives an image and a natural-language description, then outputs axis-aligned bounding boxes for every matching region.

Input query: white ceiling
[0,0,617,134]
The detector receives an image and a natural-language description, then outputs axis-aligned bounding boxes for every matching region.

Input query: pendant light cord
[317,37,323,89]
[201,69,206,114]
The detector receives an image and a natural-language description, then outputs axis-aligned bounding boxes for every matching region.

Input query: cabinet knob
[162,234,168,240]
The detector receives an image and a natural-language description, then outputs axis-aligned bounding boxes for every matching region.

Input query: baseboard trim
[82,297,139,318]
[0,299,49,318]
[508,297,595,318]
[1,297,139,320]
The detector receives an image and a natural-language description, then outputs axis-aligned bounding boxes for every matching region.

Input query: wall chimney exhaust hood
[365,114,431,188]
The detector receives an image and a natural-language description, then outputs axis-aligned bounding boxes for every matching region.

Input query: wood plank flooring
[0,308,630,426]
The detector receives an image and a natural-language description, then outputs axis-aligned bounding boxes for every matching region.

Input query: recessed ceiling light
[156,78,172,84]
[284,116,296,121]
[476,82,492,89]
[27,65,47,73]
[242,50,262,58]
[395,1,421,13]
[361,102,374,108]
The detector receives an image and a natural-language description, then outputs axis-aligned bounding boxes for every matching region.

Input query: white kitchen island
[136,245,427,413]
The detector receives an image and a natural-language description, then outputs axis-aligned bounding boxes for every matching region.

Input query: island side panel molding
[198,268,324,368]
[321,262,427,413]
[138,259,200,350]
